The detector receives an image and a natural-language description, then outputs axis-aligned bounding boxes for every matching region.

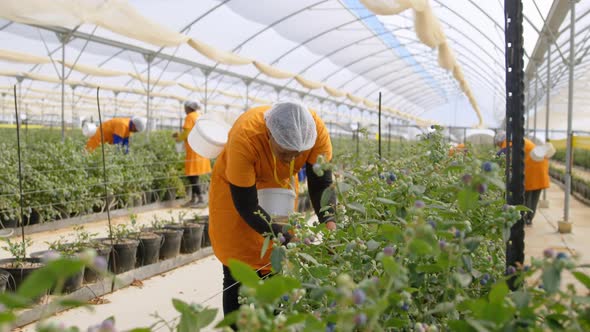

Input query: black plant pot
[154,229,182,260]
[0,216,18,229]
[0,269,10,293]
[101,239,139,274]
[163,188,177,201]
[195,216,211,248]
[30,250,84,293]
[84,244,112,283]
[166,224,203,254]
[136,232,162,267]
[0,258,44,292]
[24,209,40,226]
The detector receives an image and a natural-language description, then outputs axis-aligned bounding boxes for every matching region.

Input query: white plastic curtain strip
[359,0,482,127]
[0,0,428,124]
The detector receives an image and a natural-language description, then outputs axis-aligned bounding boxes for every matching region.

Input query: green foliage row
[552,148,590,170]
[219,128,590,331]
[0,128,187,225]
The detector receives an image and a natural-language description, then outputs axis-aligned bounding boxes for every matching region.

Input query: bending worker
[85,116,147,153]
[208,101,336,321]
[494,130,550,226]
[173,101,211,207]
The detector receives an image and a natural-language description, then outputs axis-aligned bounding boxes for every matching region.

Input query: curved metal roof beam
[334,49,432,90]
[361,57,502,107]
[432,1,504,56]
[360,52,504,103]
[338,32,502,98]
[277,29,417,90]
[439,22,504,72]
[208,0,330,73]
[249,13,377,82]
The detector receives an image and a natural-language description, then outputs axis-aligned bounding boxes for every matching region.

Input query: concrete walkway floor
[19,256,224,332]
[524,181,590,292]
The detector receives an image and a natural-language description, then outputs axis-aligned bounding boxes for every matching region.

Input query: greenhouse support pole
[204,70,210,114]
[463,127,467,144]
[534,67,538,139]
[114,92,119,118]
[524,80,531,137]
[61,40,66,142]
[1,93,5,123]
[378,92,382,159]
[145,54,154,133]
[542,41,552,204]
[561,0,577,231]
[71,85,76,130]
[504,0,526,291]
[244,79,251,111]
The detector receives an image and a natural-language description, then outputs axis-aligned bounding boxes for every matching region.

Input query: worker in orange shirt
[494,131,550,226]
[449,143,467,156]
[85,116,147,153]
[173,101,211,207]
[208,101,336,323]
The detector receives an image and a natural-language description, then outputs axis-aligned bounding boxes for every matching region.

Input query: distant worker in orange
[85,116,147,153]
[449,143,467,156]
[173,101,211,207]
[494,131,550,225]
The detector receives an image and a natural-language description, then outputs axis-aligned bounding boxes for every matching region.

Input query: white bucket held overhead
[82,122,97,137]
[531,143,556,162]
[257,188,296,217]
[187,112,231,159]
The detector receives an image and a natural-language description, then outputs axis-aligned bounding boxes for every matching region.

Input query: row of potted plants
[549,165,590,201]
[0,212,210,295]
[0,129,198,228]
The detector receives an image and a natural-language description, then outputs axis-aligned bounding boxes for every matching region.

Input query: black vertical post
[504,0,526,290]
[378,92,382,159]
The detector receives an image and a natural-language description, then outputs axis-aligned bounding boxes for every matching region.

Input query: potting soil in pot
[0,258,44,292]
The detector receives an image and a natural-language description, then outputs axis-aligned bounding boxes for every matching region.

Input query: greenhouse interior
[0,0,590,331]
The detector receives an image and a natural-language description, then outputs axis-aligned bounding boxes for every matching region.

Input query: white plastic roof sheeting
[0,0,584,131]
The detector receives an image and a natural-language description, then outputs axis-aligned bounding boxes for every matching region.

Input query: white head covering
[184,100,200,111]
[131,116,147,132]
[264,101,317,152]
[494,130,506,145]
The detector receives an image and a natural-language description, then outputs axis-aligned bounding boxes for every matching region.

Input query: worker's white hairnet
[131,116,147,132]
[264,101,317,152]
[494,130,506,145]
[184,100,200,110]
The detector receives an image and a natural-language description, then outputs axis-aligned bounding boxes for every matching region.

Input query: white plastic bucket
[187,113,231,159]
[175,142,185,153]
[531,143,556,162]
[82,122,97,137]
[257,188,296,217]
